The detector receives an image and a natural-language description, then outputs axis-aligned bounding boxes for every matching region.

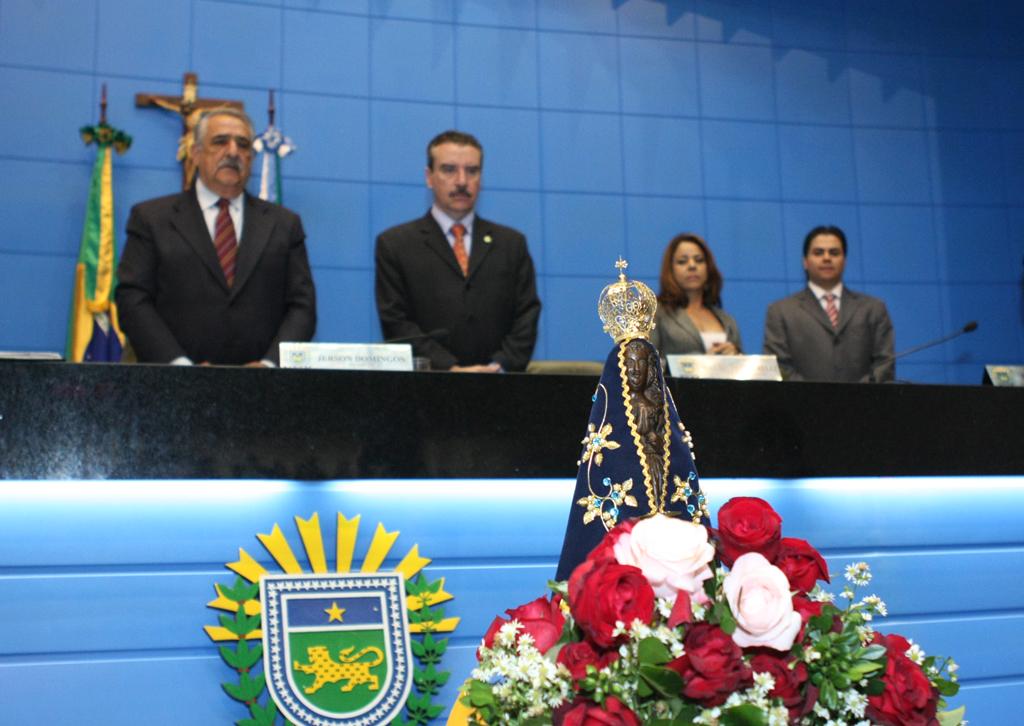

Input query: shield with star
[261,572,413,725]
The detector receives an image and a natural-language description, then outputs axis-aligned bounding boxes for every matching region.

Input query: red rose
[715,497,782,568]
[556,641,619,680]
[586,518,638,564]
[775,537,829,592]
[553,696,640,726]
[667,623,753,706]
[867,633,939,726]
[749,651,814,720]
[479,595,565,656]
[570,560,655,648]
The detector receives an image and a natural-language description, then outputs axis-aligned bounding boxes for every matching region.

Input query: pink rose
[612,514,714,603]
[723,553,801,651]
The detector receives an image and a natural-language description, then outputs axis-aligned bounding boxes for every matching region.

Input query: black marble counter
[1,360,1021,480]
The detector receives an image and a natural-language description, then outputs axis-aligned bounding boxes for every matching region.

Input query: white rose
[612,514,714,601]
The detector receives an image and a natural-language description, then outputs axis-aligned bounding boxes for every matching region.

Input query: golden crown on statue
[598,257,658,343]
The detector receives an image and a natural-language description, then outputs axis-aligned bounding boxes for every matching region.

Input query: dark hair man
[763,225,894,382]
[116,109,316,366]
[374,130,541,372]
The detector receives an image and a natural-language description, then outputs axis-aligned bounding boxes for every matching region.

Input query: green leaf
[406,574,430,597]
[937,706,966,726]
[636,677,653,698]
[467,680,495,708]
[720,703,769,726]
[847,660,884,679]
[221,577,260,603]
[639,664,683,697]
[935,678,960,697]
[720,700,770,724]
[675,700,700,724]
[248,700,278,726]
[808,613,834,635]
[220,638,263,670]
[860,644,887,660]
[819,679,838,711]
[637,636,672,665]
[866,677,887,696]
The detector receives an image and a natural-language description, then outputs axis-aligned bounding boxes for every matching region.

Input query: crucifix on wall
[135,72,245,190]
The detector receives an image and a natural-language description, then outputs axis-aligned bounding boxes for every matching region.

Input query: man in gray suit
[763,226,894,382]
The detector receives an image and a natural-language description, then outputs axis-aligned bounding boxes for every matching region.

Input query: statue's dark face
[624,342,650,393]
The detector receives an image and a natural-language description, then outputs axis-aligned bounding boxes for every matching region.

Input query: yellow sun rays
[204,512,458,642]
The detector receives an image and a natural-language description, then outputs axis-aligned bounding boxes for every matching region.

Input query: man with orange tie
[763,225,894,382]
[375,130,540,372]
[116,109,316,366]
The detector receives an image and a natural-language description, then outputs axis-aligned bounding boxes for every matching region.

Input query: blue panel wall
[0,1,1022,381]
[1,476,1022,723]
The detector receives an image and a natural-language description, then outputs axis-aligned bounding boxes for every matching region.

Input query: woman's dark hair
[802,225,848,257]
[657,233,723,311]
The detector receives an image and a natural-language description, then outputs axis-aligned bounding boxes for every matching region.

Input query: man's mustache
[218,158,243,172]
[449,187,472,198]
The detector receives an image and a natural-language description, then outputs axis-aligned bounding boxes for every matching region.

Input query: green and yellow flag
[65,120,131,362]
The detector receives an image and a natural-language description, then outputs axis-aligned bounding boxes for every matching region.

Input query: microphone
[893,321,978,361]
[384,328,449,345]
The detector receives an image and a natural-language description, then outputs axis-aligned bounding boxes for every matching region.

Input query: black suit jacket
[374,212,540,371]
[763,287,894,382]
[115,189,316,365]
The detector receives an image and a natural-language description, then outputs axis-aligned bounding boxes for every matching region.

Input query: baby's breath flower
[843,690,868,717]
[856,624,875,644]
[861,594,887,616]
[812,590,837,603]
[752,671,776,693]
[840,589,855,600]
[905,642,925,665]
[844,562,872,586]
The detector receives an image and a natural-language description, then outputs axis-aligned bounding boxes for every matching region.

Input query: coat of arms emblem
[261,572,413,725]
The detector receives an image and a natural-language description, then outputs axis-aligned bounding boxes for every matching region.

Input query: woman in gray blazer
[650,233,743,356]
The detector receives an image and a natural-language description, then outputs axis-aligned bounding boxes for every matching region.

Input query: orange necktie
[451,223,468,277]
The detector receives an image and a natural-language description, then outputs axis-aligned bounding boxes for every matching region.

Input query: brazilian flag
[65,121,131,362]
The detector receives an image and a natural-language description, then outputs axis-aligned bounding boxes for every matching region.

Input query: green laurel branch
[400,575,452,725]
[216,576,283,726]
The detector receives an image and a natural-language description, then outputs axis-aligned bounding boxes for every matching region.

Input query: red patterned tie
[215,198,238,287]
[824,293,839,329]
[451,223,469,277]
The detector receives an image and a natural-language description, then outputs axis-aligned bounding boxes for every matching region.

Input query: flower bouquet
[462,497,964,725]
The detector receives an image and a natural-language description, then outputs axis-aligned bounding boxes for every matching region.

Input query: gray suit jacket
[651,306,743,355]
[763,287,894,382]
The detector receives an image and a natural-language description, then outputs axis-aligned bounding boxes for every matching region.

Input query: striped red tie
[215,198,237,287]
[451,223,468,277]
[824,293,839,329]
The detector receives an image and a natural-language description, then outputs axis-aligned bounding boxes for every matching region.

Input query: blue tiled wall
[1,0,1022,383]
[1,476,1021,722]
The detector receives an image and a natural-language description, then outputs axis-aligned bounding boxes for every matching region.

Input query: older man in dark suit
[374,130,540,372]
[763,226,894,382]
[116,109,316,366]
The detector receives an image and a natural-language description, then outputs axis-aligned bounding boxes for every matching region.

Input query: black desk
[1,360,1021,479]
